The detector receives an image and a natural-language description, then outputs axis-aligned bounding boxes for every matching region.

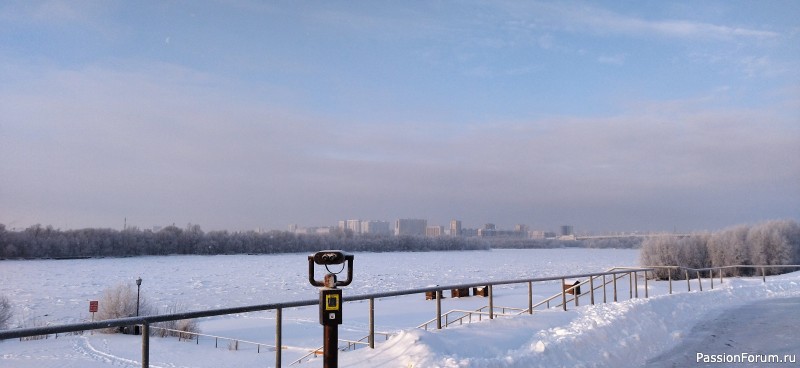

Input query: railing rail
[289,332,393,366]
[148,325,288,353]
[2,264,797,367]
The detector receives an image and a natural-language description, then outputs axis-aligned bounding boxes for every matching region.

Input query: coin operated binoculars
[308,250,354,368]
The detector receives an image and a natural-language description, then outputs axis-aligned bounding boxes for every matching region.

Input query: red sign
[89,300,98,313]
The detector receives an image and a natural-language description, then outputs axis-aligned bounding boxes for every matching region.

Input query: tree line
[640,219,800,279]
[0,223,641,259]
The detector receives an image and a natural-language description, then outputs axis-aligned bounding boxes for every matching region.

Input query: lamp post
[135,277,142,317]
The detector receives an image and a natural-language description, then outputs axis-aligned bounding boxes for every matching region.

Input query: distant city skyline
[1,1,798,234]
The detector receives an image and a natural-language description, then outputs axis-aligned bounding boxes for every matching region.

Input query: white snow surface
[1,249,798,367]
[337,275,800,368]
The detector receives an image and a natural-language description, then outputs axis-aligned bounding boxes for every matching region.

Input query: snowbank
[336,273,800,368]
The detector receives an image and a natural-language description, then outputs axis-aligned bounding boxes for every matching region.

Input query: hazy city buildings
[346,219,362,234]
[450,220,462,237]
[395,218,427,236]
[290,219,574,240]
[361,220,391,235]
[426,225,444,237]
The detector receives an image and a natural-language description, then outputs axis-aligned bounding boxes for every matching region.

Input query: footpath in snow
[646,296,800,367]
[333,273,800,368]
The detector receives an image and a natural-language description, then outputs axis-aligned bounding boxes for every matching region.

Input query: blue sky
[1,1,798,233]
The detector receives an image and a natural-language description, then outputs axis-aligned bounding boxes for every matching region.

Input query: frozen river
[1,248,639,325]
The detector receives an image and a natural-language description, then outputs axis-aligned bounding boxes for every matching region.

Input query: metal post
[644,270,648,298]
[719,268,723,284]
[369,298,375,349]
[574,283,579,307]
[589,276,595,305]
[668,269,672,294]
[561,278,568,311]
[436,290,442,330]
[634,271,639,298]
[602,274,607,303]
[685,270,691,292]
[710,270,714,289]
[697,271,703,291]
[629,272,633,299]
[323,323,337,368]
[762,267,766,283]
[141,322,149,368]
[488,285,494,319]
[527,282,533,314]
[136,277,142,317]
[276,307,282,367]
[612,274,618,302]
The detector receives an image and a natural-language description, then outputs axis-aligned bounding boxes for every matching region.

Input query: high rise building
[395,219,427,236]
[426,225,444,237]
[449,220,462,237]
[560,225,574,236]
[361,220,391,236]
[346,219,362,235]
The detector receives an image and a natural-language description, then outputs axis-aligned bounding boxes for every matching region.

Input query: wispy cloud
[499,2,780,41]
[597,53,626,65]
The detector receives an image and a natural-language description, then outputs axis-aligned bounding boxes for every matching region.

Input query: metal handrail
[289,332,393,366]
[417,306,522,331]
[530,270,634,311]
[148,325,287,353]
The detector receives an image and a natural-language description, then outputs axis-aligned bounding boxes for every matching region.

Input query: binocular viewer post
[307,250,354,368]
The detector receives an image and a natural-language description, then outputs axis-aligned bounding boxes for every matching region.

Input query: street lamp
[135,277,142,317]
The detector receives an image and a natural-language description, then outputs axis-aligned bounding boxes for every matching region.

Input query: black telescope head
[312,251,348,265]
[308,250,354,287]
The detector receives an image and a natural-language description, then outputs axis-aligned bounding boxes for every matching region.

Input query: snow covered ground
[336,274,800,368]
[1,249,798,367]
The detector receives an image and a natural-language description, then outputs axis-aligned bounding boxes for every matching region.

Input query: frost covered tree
[642,220,800,279]
[0,295,12,330]
[747,220,800,275]
[707,225,752,276]
[641,234,711,279]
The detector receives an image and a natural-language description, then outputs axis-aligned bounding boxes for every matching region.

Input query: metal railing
[289,332,393,366]
[613,265,800,294]
[2,265,796,367]
[148,326,283,353]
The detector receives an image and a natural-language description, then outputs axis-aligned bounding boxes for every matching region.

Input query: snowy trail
[646,296,800,367]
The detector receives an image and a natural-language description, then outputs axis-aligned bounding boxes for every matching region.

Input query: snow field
[2,249,798,367]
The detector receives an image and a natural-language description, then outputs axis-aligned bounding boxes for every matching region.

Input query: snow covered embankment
[337,273,800,368]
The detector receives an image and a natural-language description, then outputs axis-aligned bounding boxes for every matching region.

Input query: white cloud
[597,53,626,65]
[499,2,780,41]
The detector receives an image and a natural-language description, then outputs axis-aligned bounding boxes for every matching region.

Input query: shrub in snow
[641,219,800,279]
[153,303,201,339]
[97,283,153,333]
[0,295,11,330]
